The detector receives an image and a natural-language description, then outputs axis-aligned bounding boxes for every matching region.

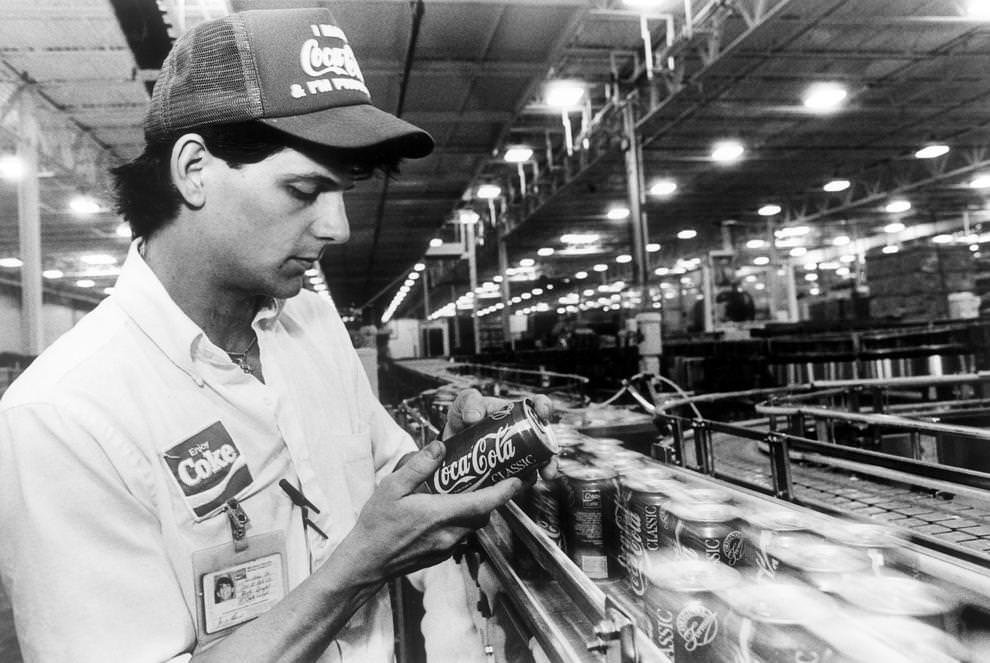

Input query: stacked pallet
[865,244,974,320]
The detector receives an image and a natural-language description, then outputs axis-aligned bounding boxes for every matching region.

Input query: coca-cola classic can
[426,398,558,494]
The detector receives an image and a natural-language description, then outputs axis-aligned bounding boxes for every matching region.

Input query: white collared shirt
[0,242,417,662]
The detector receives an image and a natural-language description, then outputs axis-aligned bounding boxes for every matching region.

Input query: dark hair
[111,121,404,239]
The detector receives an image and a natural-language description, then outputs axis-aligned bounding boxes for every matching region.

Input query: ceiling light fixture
[69,195,102,216]
[802,82,848,112]
[915,143,950,159]
[969,173,990,189]
[885,200,911,214]
[42,269,64,279]
[649,179,677,197]
[561,233,600,244]
[0,257,23,268]
[616,254,633,264]
[758,204,782,216]
[519,258,535,267]
[607,206,631,220]
[0,154,24,181]
[753,256,771,266]
[476,184,502,200]
[537,247,554,257]
[711,140,744,163]
[677,229,697,240]
[646,243,661,253]
[832,235,851,246]
[884,221,906,233]
[746,239,767,249]
[429,237,443,247]
[75,279,96,288]
[593,263,608,272]
[414,262,426,271]
[824,178,851,192]
[503,146,533,163]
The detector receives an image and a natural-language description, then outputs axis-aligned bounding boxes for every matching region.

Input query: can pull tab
[225,498,250,552]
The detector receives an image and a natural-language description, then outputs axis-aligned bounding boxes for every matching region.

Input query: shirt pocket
[325,430,376,514]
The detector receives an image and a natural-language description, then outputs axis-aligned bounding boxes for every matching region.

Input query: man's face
[200,146,354,299]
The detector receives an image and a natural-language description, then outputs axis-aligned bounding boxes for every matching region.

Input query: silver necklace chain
[224,335,258,374]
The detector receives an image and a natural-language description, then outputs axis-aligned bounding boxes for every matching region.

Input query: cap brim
[260,104,434,159]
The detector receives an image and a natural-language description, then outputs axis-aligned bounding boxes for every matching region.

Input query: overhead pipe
[362,0,426,307]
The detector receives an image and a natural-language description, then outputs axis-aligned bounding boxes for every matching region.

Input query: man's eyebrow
[281,172,350,187]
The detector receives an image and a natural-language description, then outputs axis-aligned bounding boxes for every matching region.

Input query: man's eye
[288,186,320,201]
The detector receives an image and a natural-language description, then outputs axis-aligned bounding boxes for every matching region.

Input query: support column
[18,88,43,355]
[622,101,649,299]
[465,220,480,355]
[497,224,512,350]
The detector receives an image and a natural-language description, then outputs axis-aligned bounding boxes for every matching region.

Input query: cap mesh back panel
[147,17,263,139]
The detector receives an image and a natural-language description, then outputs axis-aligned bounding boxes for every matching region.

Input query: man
[0,8,552,662]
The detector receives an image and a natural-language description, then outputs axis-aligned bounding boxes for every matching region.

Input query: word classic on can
[425,398,558,494]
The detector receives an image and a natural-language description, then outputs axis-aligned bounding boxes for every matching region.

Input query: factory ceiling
[1,0,990,320]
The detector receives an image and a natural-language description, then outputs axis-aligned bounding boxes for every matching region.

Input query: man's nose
[313,192,350,243]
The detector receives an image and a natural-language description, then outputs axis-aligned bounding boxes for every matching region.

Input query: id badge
[192,531,288,643]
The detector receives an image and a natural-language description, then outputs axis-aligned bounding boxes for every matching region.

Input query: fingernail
[425,440,444,459]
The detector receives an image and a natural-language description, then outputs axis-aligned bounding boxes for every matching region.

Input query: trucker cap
[144,8,434,158]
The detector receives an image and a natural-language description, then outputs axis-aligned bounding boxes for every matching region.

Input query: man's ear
[170,133,209,208]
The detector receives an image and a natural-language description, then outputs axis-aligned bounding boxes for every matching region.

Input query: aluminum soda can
[722,580,840,663]
[833,573,961,635]
[518,476,565,550]
[622,470,684,595]
[644,559,741,663]
[426,398,557,494]
[767,536,871,594]
[561,464,621,580]
[665,501,747,568]
[741,509,824,580]
[820,520,909,573]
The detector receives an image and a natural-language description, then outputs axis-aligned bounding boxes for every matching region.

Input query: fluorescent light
[654,267,669,276]
[503,146,533,163]
[80,253,117,266]
[753,256,770,266]
[915,144,950,159]
[429,238,443,247]
[884,221,906,233]
[789,247,808,257]
[802,83,848,111]
[804,273,819,282]
[0,257,23,268]
[575,271,588,279]
[969,173,990,189]
[0,155,24,181]
[593,263,608,272]
[607,206,631,220]
[839,254,857,263]
[616,254,632,264]
[711,140,744,163]
[43,269,64,279]
[476,184,502,200]
[408,272,420,280]
[677,229,697,240]
[519,258,535,267]
[824,178,851,192]
[885,200,911,214]
[809,287,821,296]
[968,0,990,17]
[646,243,661,253]
[457,209,480,224]
[561,233,600,244]
[545,80,585,109]
[832,235,851,246]
[775,225,810,238]
[746,239,767,249]
[932,234,954,244]
[758,204,782,216]
[537,247,554,257]
[75,279,96,288]
[882,245,900,254]
[103,287,115,295]
[649,179,678,197]
[414,262,426,271]
[69,195,102,215]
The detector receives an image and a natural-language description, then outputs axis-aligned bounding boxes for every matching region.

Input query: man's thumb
[392,440,445,490]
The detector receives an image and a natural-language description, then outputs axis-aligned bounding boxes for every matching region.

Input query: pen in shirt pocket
[278,479,329,540]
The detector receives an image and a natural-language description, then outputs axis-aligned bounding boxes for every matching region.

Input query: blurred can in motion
[561,464,621,579]
[619,468,682,595]
[821,520,912,573]
[723,580,840,663]
[833,573,961,635]
[767,537,871,594]
[644,559,741,662]
[426,398,558,494]
[518,476,565,551]
[742,509,824,580]
[665,501,747,568]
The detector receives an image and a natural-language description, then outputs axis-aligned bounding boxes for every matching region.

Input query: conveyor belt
[707,431,990,564]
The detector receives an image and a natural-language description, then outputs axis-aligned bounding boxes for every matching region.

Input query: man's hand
[443,389,559,480]
[340,439,523,581]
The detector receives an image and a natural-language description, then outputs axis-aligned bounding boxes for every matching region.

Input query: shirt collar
[111,240,284,383]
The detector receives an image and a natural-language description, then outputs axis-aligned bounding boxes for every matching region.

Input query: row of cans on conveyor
[513,423,988,662]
